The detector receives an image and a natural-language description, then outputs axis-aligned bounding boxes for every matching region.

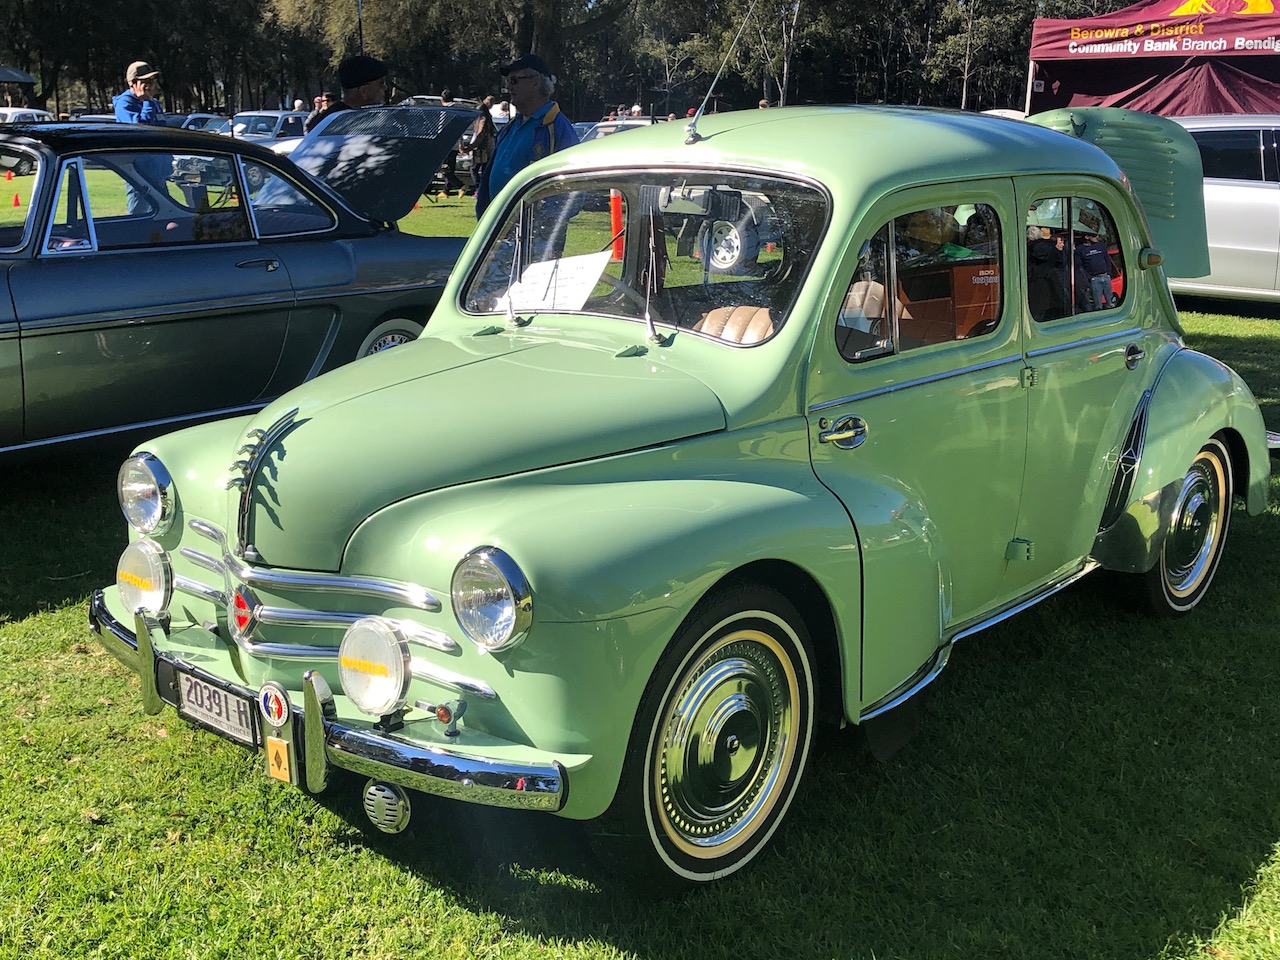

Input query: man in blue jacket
[112,61,168,213]
[113,61,165,125]
[475,53,579,218]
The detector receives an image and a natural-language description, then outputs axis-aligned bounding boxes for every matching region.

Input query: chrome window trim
[809,354,1024,413]
[42,159,98,255]
[188,518,443,611]
[1026,326,1142,359]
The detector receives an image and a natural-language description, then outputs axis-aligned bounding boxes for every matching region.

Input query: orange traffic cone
[4,170,11,181]
[413,202,419,210]
[11,193,19,208]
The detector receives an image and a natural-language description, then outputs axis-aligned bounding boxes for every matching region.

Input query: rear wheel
[1140,435,1233,616]
[588,583,815,895]
[357,319,423,358]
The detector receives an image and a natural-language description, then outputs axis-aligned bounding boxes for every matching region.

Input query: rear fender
[1092,348,1269,573]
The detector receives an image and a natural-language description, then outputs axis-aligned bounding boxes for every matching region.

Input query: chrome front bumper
[88,589,566,812]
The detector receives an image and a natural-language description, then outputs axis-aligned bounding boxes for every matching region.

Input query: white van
[1170,115,1280,301]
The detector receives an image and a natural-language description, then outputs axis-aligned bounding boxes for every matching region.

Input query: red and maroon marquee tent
[1027,0,1280,116]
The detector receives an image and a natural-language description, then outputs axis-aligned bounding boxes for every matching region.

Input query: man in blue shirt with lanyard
[475,53,579,218]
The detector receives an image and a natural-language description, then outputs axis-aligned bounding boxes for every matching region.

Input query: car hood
[290,105,478,222]
[239,334,727,572]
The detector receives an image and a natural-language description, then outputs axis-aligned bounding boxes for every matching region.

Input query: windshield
[463,170,827,345]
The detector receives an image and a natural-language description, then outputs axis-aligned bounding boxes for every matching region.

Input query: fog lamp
[338,618,410,718]
[116,539,173,616]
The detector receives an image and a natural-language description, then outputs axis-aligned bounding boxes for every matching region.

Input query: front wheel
[357,319,423,358]
[588,583,815,894]
[1140,435,1233,616]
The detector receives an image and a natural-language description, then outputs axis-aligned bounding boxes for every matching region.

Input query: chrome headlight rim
[117,453,175,536]
[338,617,412,718]
[116,538,173,617]
[450,545,533,654]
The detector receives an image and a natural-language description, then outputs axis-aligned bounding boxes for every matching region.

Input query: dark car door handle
[819,415,868,449]
[1125,343,1146,370]
[236,258,280,272]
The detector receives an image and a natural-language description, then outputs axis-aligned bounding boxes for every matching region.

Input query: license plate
[177,672,256,746]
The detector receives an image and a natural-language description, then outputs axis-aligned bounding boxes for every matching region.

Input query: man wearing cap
[475,53,579,218]
[113,61,164,124]
[304,55,387,133]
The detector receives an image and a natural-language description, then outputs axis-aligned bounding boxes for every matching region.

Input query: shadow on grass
[1,446,128,622]
[298,508,1280,960]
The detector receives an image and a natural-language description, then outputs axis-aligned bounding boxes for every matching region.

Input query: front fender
[1092,347,1270,573]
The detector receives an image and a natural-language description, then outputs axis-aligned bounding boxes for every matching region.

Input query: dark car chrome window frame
[0,148,43,252]
[42,158,99,255]
[238,156,340,240]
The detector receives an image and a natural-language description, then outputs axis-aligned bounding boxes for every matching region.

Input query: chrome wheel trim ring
[365,330,414,354]
[1163,447,1226,599]
[651,625,801,860]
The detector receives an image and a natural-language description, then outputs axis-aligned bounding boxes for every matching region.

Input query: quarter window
[1025,196,1126,322]
[835,202,1003,362]
[1190,129,1265,182]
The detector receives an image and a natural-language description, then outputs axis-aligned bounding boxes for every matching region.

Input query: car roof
[551,105,1122,193]
[234,110,309,119]
[0,121,293,161]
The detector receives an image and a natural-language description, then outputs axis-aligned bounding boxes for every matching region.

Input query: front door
[806,181,1028,708]
[12,152,293,442]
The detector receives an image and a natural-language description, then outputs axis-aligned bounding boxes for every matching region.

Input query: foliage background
[0,0,1133,121]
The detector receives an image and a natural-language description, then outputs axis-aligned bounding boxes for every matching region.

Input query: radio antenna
[685,0,762,145]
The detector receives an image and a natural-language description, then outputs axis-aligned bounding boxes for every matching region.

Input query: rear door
[806,180,1028,703]
[12,150,293,442]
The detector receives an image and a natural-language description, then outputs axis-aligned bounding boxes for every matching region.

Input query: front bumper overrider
[88,589,567,812]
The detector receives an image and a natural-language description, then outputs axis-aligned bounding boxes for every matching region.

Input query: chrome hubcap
[1164,452,1224,597]
[367,332,412,354]
[654,629,799,858]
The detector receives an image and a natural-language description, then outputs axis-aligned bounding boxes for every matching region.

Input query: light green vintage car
[90,106,1276,893]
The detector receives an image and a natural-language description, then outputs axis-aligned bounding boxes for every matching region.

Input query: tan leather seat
[693,305,775,344]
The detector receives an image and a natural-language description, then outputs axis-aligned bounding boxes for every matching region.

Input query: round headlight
[339,618,411,718]
[451,547,532,653]
[118,454,175,536]
[116,539,173,616]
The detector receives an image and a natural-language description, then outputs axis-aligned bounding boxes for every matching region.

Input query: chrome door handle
[819,415,868,449]
[1125,343,1146,370]
[235,258,280,272]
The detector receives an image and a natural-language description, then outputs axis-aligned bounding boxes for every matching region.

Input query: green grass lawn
[0,308,1277,960]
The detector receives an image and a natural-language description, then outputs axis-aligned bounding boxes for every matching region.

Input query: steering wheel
[597,271,668,327]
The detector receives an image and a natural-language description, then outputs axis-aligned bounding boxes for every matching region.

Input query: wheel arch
[1092,347,1269,573]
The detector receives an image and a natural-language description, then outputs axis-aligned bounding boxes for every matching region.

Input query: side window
[836,202,1003,362]
[1191,129,1264,181]
[280,117,303,137]
[244,160,337,236]
[1026,196,1126,322]
[77,152,250,250]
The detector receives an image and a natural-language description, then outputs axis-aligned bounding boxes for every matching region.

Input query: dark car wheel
[13,158,32,177]
[588,582,815,895]
[1141,435,1233,616]
[358,319,423,358]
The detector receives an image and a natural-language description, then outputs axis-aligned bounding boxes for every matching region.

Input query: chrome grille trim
[257,607,365,629]
[400,622,459,653]
[180,547,224,574]
[187,518,441,611]
[408,657,497,700]
[174,575,226,606]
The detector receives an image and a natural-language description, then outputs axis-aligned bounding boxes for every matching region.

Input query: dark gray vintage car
[0,107,473,454]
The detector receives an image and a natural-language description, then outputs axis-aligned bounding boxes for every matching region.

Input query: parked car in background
[1169,114,1280,302]
[573,120,597,140]
[0,106,474,454]
[579,117,658,142]
[180,113,226,131]
[89,106,1276,895]
[0,107,53,124]
[399,96,482,194]
[230,110,307,141]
